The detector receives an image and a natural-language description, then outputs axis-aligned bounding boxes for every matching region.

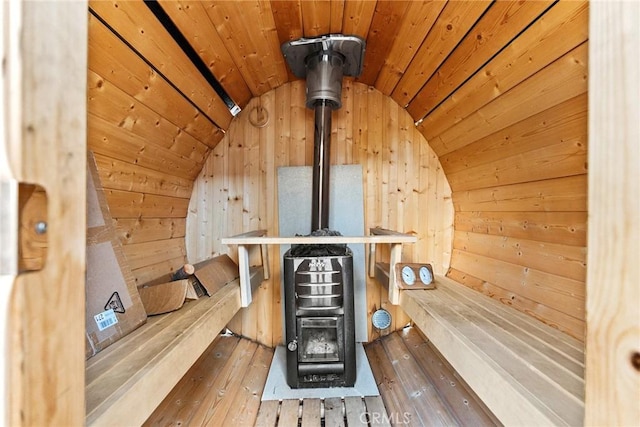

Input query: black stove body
[280,34,365,389]
[283,248,356,388]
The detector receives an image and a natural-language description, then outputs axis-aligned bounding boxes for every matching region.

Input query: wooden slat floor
[144,328,497,426]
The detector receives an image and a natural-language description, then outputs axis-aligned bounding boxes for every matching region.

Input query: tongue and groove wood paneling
[417,2,589,341]
[86,0,588,343]
[87,9,221,286]
[186,81,454,346]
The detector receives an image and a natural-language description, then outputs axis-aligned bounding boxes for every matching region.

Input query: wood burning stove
[280,34,365,388]
[283,249,356,388]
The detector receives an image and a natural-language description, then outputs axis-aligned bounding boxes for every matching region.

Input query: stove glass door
[298,317,342,363]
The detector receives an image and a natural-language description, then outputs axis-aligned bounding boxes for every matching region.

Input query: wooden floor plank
[365,340,421,424]
[400,327,497,427]
[143,335,241,426]
[222,345,274,426]
[277,399,300,426]
[187,339,258,425]
[381,333,459,426]
[143,332,498,426]
[254,400,279,427]
[300,398,321,427]
[344,396,367,426]
[323,397,345,427]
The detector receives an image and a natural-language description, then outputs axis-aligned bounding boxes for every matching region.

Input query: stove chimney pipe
[281,35,366,232]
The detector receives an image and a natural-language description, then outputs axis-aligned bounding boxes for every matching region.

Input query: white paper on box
[94,309,118,332]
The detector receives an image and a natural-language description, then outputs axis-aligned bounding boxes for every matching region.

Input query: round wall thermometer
[394,263,436,289]
[371,309,392,330]
[401,265,416,286]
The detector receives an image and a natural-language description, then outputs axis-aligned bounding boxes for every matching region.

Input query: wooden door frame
[586,1,640,425]
[1,1,88,425]
[1,1,638,425]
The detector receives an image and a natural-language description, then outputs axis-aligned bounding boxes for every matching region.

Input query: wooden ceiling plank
[88,70,211,163]
[357,0,411,86]
[425,42,588,157]
[341,0,377,39]
[157,0,253,107]
[422,1,589,141]
[407,0,554,121]
[270,0,303,82]
[88,13,224,148]
[204,1,288,96]
[330,0,345,34]
[88,114,203,180]
[440,94,587,175]
[301,0,332,37]
[374,0,447,96]
[92,153,194,200]
[447,138,587,193]
[271,0,303,44]
[391,0,491,108]
[89,0,233,129]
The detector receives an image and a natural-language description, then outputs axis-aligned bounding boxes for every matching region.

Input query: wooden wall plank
[374,0,447,96]
[89,0,233,129]
[453,232,586,283]
[132,256,190,287]
[447,268,585,342]
[450,249,584,323]
[453,175,587,213]
[421,1,589,141]
[115,218,186,245]
[407,1,554,120]
[104,189,190,219]
[454,211,587,247]
[391,0,491,108]
[88,13,223,147]
[203,0,288,96]
[157,0,252,107]
[586,1,640,423]
[122,238,187,271]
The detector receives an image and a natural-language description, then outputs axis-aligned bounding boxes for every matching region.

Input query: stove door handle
[287,340,298,351]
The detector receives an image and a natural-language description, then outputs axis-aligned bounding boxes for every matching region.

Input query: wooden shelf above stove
[222,228,417,307]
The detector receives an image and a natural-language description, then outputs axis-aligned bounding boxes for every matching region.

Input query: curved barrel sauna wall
[7,0,640,425]
[87,0,588,343]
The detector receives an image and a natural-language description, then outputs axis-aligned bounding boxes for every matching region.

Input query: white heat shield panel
[277,165,367,343]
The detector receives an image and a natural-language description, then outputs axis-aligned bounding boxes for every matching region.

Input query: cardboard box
[85,153,147,359]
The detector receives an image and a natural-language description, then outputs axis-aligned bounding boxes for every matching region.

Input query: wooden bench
[85,268,263,427]
[375,263,584,426]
